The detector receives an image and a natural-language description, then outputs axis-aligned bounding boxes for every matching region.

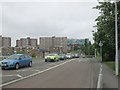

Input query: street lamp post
[115,1,119,76]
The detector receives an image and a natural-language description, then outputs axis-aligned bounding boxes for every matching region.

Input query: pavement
[102,62,119,89]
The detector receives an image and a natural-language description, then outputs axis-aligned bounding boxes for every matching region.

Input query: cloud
[1,2,99,46]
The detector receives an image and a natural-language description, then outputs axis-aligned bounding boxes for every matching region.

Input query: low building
[67,38,90,51]
[2,47,14,56]
[67,38,89,46]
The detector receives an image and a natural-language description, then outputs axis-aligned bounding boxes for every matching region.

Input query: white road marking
[17,67,33,72]
[0,59,73,87]
[17,69,40,72]
[1,74,23,78]
[31,70,40,72]
[1,74,17,77]
[97,63,103,88]
[17,74,23,78]
[79,60,82,62]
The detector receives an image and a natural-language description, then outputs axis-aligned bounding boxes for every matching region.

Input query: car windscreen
[7,55,20,60]
[48,54,57,56]
[60,54,65,56]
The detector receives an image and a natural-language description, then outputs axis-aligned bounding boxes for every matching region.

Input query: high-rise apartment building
[16,37,37,48]
[0,35,11,48]
[0,35,12,56]
[39,36,67,53]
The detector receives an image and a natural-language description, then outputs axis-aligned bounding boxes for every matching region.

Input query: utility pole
[115,1,119,76]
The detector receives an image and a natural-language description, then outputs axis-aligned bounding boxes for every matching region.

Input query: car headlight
[45,56,48,59]
[8,61,14,65]
[51,57,55,59]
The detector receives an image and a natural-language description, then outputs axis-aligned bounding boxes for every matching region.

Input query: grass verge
[105,61,120,76]
[96,55,101,61]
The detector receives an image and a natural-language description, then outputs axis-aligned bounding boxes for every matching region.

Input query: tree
[93,1,120,61]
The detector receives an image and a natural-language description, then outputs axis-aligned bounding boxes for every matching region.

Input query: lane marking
[97,63,103,89]
[17,67,33,72]
[79,60,82,62]
[31,70,40,72]
[0,59,73,87]
[1,74,17,77]
[1,74,23,78]
[17,74,23,78]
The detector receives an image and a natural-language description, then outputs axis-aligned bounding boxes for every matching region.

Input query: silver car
[65,53,72,59]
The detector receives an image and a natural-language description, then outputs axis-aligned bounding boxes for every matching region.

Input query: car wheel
[15,63,19,70]
[28,62,32,67]
[1,67,5,70]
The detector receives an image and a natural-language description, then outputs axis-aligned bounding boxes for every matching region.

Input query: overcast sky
[0,0,99,46]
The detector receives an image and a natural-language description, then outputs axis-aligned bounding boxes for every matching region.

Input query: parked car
[45,53,60,62]
[59,54,66,60]
[81,54,85,58]
[0,54,32,70]
[71,54,75,58]
[65,53,72,59]
[74,54,80,58]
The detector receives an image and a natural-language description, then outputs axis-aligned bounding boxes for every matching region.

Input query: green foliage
[32,53,36,57]
[93,2,120,61]
[105,61,120,75]
[81,43,94,55]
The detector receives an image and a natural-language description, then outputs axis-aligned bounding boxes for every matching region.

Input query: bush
[32,53,36,57]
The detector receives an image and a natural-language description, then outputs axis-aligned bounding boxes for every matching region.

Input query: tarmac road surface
[2,58,100,88]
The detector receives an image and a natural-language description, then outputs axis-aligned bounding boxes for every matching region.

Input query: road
[1,57,100,88]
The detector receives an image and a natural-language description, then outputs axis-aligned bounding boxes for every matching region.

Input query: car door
[19,55,26,67]
[24,55,30,66]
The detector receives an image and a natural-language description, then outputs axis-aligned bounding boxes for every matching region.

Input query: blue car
[59,54,66,60]
[0,54,32,70]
